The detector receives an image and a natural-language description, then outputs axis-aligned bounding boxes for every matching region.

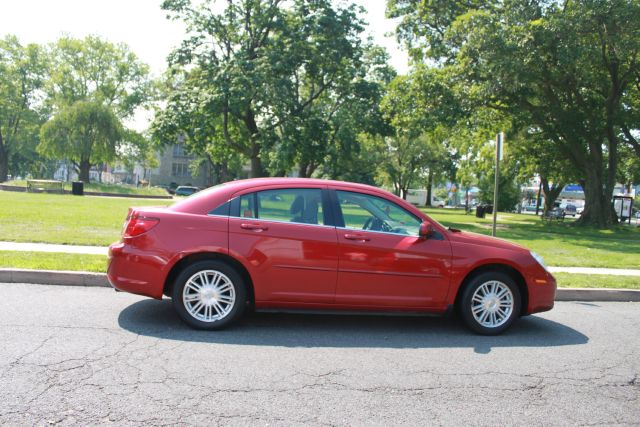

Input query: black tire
[171,260,247,330]
[460,271,521,335]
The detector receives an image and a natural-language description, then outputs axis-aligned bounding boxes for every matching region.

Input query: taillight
[122,211,160,238]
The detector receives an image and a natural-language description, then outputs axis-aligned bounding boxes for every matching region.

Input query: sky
[0,0,409,77]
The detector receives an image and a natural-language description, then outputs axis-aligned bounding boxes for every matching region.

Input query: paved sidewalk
[548,266,640,276]
[1,241,639,277]
[0,241,107,255]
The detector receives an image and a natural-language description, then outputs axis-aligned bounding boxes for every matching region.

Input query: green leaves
[388,0,640,226]
[156,0,381,178]
[47,35,151,119]
[0,35,48,181]
[38,101,124,181]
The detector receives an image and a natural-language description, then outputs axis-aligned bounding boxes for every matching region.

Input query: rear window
[233,188,325,225]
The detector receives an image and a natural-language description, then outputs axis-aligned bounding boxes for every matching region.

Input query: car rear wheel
[171,260,246,330]
[460,271,521,335]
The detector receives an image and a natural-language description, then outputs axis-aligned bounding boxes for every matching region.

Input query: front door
[333,190,452,308]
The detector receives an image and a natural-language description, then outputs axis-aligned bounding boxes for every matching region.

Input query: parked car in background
[174,186,200,197]
[108,178,556,335]
[559,203,577,217]
[431,196,445,208]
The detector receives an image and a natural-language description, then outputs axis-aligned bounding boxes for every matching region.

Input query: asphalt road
[0,283,638,426]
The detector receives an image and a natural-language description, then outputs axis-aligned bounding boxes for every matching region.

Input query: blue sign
[564,185,584,192]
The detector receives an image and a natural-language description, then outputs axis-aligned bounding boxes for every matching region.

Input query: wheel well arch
[163,252,255,304]
[453,263,529,315]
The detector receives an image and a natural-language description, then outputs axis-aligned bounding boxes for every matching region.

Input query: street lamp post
[492,132,504,237]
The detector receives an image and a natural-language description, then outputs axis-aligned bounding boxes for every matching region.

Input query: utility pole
[492,132,504,237]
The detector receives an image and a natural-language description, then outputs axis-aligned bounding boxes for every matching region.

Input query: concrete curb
[1,269,640,302]
[0,268,110,288]
[555,287,640,302]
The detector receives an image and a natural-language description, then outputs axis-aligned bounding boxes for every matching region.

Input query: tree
[389,0,640,227]
[47,35,151,119]
[159,0,371,178]
[39,101,124,182]
[0,35,47,182]
[509,127,579,214]
[42,36,151,182]
[380,73,457,201]
[118,130,160,184]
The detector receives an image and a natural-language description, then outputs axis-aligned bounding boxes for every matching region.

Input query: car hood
[447,229,528,253]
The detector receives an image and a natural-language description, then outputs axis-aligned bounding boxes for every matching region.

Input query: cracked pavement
[0,283,638,425]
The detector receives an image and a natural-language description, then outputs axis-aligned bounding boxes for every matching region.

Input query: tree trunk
[535,181,542,216]
[298,162,309,178]
[0,131,8,182]
[400,187,408,200]
[426,170,433,207]
[465,188,469,213]
[78,160,91,183]
[577,170,617,228]
[541,177,564,214]
[249,154,264,178]
[0,147,8,183]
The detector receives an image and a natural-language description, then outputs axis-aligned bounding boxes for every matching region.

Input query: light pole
[492,132,504,237]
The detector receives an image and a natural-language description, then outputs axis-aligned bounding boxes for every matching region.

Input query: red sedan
[108,178,555,335]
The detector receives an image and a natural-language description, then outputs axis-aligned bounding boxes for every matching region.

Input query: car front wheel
[172,260,246,330]
[460,272,521,335]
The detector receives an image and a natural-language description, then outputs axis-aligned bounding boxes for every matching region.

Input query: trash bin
[72,181,84,196]
[476,205,486,218]
[485,204,493,214]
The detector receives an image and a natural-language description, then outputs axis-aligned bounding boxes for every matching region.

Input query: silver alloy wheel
[182,270,236,322]
[470,280,514,328]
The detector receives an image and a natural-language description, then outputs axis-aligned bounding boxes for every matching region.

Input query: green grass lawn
[423,208,640,268]
[0,251,107,273]
[0,191,171,246]
[4,180,170,196]
[553,273,640,289]
[1,250,638,289]
[1,190,639,270]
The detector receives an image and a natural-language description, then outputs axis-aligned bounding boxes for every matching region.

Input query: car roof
[170,178,397,214]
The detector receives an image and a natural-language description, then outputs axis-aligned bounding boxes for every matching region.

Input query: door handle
[240,223,268,231]
[344,233,370,242]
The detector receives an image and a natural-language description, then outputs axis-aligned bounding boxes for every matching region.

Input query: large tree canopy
[156,0,383,178]
[40,36,152,182]
[39,101,124,182]
[0,35,47,182]
[389,0,640,227]
[47,35,151,118]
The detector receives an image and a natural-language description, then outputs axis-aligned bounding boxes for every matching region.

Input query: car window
[336,190,421,236]
[257,188,324,225]
[239,193,256,218]
[235,188,324,225]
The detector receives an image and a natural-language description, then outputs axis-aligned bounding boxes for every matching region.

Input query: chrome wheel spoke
[184,294,199,302]
[198,272,209,287]
[191,301,204,314]
[212,273,222,287]
[212,301,224,316]
[186,281,202,292]
[216,282,233,293]
[218,295,234,304]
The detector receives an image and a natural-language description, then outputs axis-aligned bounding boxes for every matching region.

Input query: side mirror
[419,221,433,239]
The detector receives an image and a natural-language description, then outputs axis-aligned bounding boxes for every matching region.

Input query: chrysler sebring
[108,178,556,335]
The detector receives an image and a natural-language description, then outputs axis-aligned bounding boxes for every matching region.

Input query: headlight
[530,251,547,271]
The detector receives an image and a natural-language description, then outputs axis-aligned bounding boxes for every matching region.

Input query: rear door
[228,186,338,304]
